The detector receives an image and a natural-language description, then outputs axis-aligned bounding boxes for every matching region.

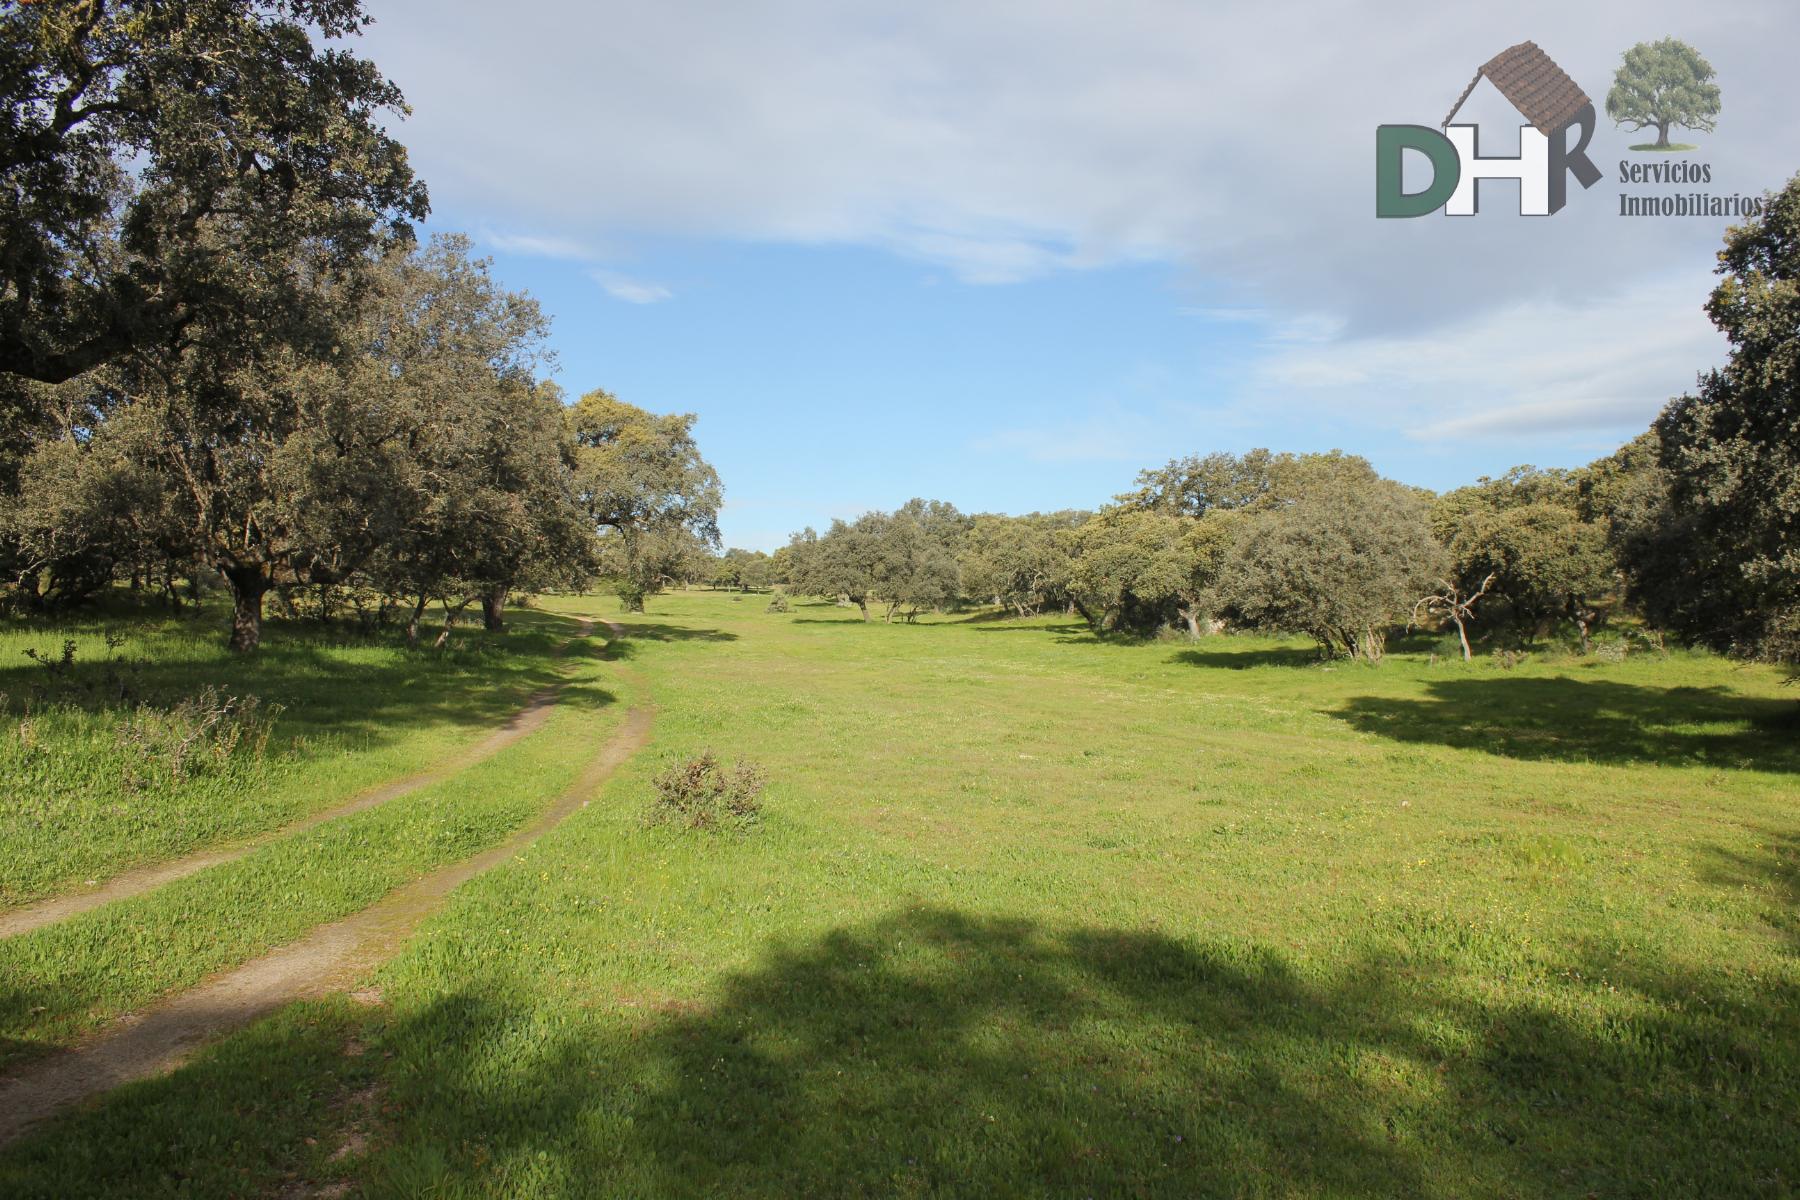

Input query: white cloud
[480,229,596,261]
[363,0,1798,324]
[1410,396,1665,440]
[589,270,673,305]
[1240,271,1724,442]
[1178,306,1267,323]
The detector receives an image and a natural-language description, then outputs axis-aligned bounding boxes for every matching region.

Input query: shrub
[116,686,282,783]
[649,751,766,831]
[1593,637,1631,664]
[766,593,791,614]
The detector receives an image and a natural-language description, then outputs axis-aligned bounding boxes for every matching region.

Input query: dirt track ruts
[0,618,597,942]
[0,618,651,1147]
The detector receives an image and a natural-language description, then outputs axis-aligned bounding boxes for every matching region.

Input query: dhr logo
[1377,41,1602,217]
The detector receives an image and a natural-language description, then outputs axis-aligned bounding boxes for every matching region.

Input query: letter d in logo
[1375,125,1461,218]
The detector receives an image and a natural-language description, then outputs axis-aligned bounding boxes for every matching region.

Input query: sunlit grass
[0,601,577,906]
[2,590,1795,1196]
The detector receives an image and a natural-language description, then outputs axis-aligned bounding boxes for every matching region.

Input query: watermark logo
[1377,38,1760,221]
[1376,41,1600,218]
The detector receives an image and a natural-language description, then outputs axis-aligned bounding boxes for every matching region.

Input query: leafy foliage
[1433,468,1615,648]
[784,500,966,623]
[0,0,427,388]
[649,750,766,832]
[570,390,721,612]
[1605,39,1721,148]
[1217,460,1444,660]
[1651,172,1800,662]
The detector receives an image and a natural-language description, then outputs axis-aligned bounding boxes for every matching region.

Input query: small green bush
[765,593,791,614]
[649,751,766,831]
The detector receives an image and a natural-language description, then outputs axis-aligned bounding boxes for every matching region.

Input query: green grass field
[0,605,587,908]
[2,590,1796,1197]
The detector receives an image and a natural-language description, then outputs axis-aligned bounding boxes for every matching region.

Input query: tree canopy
[0,0,427,388]
[1215,459,1443,660]
[1605,39,1721,149]
[569,390,721,612]
[1649,171,1800,662]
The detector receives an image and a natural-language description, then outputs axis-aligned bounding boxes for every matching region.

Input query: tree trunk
[1178,606,1203,640]
[224,566,270,653]
[1655,121,1670,149]
[1452,615,1472,662]
[406,593,428,646]
[434,599,472,650]
[857,598,871,622]
[481,586,507,631]
[884,600,899,624]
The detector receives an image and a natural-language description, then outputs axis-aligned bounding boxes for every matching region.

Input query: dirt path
[0,619,650,1148]
[0,618,598,942]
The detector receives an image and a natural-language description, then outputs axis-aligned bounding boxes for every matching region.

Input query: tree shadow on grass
[1172,645,1324,669]
[1696,832,1800,948]
[1332,676,1800,772]
[9,908,1794,1197]
[972,620,1092,635]
[0,607,597,745]
[607,622,737,643]
[597,624,737,662]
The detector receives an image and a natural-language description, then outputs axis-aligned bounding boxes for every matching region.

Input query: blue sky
[357,0,1799,550]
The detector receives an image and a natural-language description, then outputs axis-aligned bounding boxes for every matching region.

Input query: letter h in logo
[1442,122,1550,215]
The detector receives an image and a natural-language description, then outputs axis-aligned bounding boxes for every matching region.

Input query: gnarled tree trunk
[435,598,473,649]
[481,586,507,631]
[406,593,429,646]
[223,565,271,653]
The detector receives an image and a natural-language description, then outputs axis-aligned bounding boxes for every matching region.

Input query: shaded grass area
[1333,675,1799,770]
[0,602,585,907]
[0,998,383,1199]
[4,593,1797,1196]
[0,638,622,1068]
[9,906,1794,1197]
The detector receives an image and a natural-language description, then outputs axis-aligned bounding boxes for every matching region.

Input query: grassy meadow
[2,590,1797,1197]
[0,604,591,908]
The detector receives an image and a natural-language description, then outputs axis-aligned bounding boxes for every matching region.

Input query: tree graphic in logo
[1606,39,1720,152]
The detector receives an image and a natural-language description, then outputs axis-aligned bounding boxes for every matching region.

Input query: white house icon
[1438,42,1596,216]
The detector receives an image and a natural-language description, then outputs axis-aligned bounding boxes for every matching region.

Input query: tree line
[0,0,721,649]
[2,2,1792,667]
[770,177,1800,666]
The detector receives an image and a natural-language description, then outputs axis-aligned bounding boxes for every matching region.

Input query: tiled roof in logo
[1441,41,1593,136]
